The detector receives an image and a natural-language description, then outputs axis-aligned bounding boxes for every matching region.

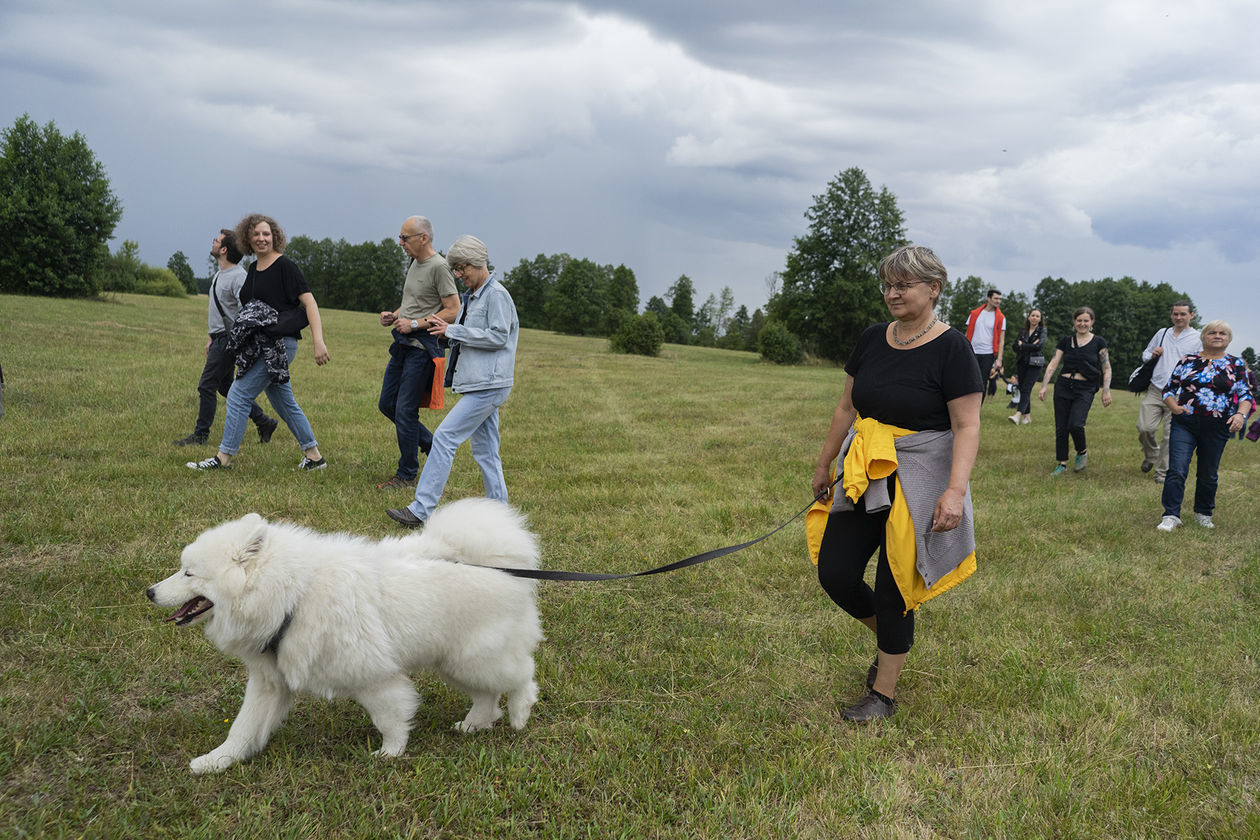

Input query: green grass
[2,291,1258,839]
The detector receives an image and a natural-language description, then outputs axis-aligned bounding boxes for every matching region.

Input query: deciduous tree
[0,114,122,296]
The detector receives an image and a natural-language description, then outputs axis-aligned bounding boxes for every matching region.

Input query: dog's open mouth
[165,596,214,626]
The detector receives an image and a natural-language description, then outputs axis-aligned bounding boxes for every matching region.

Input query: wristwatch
[410,319,419,331]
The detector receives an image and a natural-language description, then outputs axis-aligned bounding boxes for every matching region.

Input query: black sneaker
[173,433,209,447]
[257,417,280,444]
[186,456,229,471]
[296,457,327,471]
[386,507,424,529]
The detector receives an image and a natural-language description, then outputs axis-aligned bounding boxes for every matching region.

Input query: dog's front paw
[189,751,239,774]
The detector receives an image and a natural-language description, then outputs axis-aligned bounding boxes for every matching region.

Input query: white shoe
[1194,513,1215,529]
[1156,515,1181,532]
[1021,415,1031,425]
[1008,414,1020,424]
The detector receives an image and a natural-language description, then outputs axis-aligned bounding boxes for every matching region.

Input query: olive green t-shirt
[399,255,458,347]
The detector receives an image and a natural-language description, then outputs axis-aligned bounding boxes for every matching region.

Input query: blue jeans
[1162,413,1230,518]
[220,337,317,456]
[407,386,511,522]
[378,342,435,481]
[195,333,269,437]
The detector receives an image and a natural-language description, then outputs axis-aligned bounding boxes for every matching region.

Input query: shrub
[131,266,186,297]
[758,320,803,365]
[610,312,665,357]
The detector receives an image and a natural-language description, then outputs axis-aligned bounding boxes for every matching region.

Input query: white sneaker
[1021,415,1031,425]
[1156,515,1181,532]
[1194,513,1215,529]
[1008,414,1019,424]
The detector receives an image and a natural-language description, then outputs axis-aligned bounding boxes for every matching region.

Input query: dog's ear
[235,513,268,566]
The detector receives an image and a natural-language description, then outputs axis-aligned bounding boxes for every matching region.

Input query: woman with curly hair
[187,214,331,472]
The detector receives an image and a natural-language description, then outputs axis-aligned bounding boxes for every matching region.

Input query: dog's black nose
[145,587,156,602]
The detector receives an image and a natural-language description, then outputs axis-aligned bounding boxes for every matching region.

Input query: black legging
[1053,376,1097,461]
[816,491,914,655]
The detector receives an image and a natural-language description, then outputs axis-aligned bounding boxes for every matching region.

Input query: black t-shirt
[1055,333,1108,386]
[845,324,984,431]
[241,255,311,339]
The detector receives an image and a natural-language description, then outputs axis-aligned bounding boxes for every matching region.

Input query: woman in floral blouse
[1156,320,1254,531]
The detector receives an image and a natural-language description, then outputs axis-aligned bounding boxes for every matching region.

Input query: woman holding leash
[1156,320,1253,531]
[1037,307,1112,475]
[1009,308,1046,425]
[187,213,330,472]
[810,245,982,722]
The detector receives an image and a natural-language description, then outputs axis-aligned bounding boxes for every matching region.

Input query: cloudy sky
[3,0,1258,351]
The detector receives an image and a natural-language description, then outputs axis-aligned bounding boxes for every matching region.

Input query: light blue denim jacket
[445,274,518,393]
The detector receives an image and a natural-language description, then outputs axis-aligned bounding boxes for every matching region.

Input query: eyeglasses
[398,232,425,243]
[450,263,469,272]
[878,280,925,295]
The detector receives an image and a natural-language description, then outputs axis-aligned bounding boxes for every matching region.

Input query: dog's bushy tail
[420,498,541,570]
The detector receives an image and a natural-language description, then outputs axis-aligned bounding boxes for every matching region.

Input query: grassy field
[1,291,1257,839]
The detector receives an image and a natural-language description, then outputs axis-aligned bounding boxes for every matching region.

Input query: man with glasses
[172,229,277,447]
[375,216,460,489]
[965,289,1005,402]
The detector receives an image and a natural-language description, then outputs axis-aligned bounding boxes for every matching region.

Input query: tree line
[5,114,1248,370]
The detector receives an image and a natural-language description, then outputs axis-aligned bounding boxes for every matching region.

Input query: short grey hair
[878,244,948,301]
[404,215,434,239]
[446,235,488,268]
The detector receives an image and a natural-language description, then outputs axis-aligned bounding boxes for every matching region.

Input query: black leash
[499,480,838,582]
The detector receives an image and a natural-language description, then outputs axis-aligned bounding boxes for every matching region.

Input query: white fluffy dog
[147,498,543,774]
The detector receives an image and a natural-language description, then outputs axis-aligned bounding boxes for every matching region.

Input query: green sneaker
[1074,452,1088,472]
[1051,464,1068,476]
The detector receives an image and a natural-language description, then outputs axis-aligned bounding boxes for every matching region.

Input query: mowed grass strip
[1,291,1257,839]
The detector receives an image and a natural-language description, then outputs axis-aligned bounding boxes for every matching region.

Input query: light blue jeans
[407,386,511,521]
[220,337,317,456]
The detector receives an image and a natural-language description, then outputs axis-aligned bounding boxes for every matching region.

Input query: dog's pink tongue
[165,596,211,623]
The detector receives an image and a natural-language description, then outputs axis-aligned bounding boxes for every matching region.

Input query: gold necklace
[893,316,937,346]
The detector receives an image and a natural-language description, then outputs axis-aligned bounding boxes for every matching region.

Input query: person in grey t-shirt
[172,229,276,446]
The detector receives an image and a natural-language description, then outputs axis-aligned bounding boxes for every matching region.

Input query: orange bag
[426,357,445,410]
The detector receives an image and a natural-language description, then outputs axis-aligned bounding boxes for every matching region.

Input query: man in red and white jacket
[965,290,1005,402]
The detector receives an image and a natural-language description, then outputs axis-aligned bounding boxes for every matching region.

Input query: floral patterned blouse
[1162,354,1254,417]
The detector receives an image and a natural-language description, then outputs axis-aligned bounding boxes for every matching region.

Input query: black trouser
[1016,362,1041,414]
[974,353,995,400]
[816,489,914,655]
[1052,376,1096,462]
[195,333,270,437]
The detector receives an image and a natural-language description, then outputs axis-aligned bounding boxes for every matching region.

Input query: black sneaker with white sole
[187,456,229,471]
[296,457,327,471]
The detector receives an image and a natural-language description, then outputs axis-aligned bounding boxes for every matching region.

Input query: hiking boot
[1156,515,1181,532]
[296,457,327,471]
[257,417,280,444]
[187,455,229,471]
[386,507,424,529]
[173,433,208,447]
[376,474,415,490]
[1194,513,1215,529]
[841,691,896,722]
[1073,452,1088,472]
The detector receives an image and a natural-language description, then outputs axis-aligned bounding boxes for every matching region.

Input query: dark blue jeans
[1162,413,1231,518]
[378,341,437,481]
[195,333,269,437]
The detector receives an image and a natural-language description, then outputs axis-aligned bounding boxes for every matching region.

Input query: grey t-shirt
[207,263,248,335]
[398,255,458,347]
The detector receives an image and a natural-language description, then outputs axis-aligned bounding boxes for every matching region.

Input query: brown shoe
[376,474,415,490]
[841,691,896,722]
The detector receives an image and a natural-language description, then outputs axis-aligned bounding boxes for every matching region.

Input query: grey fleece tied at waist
[830,427,975,591]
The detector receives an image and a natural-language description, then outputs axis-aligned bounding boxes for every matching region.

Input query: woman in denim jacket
[387,235,519,529]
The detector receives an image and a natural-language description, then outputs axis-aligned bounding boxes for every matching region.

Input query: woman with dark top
[1009,308,1046,425]
[810,245,982,723]
[187,214,331,471]
[1037,306,1112,475]
[1156,320,1253,531]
